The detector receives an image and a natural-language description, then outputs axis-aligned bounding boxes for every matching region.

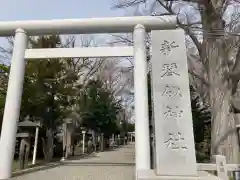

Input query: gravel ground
[11,144,135,180]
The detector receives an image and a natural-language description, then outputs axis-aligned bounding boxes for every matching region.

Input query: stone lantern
[17,116,41,169]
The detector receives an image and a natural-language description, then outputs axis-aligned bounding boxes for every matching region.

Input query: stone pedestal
[18,135,30,170]
[137,170,219,180]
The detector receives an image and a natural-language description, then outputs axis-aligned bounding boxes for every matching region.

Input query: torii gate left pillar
[0,29,27,178]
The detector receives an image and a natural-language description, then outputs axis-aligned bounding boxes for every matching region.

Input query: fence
[197,155,240,180]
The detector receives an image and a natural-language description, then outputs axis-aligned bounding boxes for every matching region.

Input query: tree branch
[154,0,202,57]
[189,70,209,87]
[113,0,146,8]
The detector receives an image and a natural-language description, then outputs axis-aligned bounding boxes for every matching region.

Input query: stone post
[213,155,228,180]
[82,130,86,154]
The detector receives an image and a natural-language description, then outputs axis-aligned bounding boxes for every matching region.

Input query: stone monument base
[137,170,219,180]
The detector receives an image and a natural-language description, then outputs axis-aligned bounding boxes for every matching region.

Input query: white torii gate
[0,16,177,179]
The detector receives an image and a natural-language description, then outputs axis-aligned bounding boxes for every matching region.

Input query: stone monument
[138,29,202,180]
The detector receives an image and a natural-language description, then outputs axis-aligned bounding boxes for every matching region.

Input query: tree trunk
[92,131,97,152]
[200,1,240,163]
[42,129,54,162]
[100,134,104,151]
[207,38,239,163]
[42,137,47,161]
[62,123,67,158]
[47,129,54,160]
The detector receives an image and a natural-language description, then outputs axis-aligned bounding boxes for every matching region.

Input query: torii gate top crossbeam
[0,15,176,36]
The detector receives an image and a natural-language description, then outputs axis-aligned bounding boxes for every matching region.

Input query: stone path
[11,144,135,180]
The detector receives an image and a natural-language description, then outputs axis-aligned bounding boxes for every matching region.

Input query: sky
[0,0,136,121]
[0,0,128,62]
[0,0,124,21]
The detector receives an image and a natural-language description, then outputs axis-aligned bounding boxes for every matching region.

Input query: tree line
[0,35,134,161]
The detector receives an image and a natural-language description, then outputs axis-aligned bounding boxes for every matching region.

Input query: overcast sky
[0,0,124,20]
[0,0,128,63]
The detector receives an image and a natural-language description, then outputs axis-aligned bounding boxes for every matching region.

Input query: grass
[12,159,44,171]
[12,157,62,172]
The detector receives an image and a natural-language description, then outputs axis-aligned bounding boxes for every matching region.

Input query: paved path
[11,144,135,180]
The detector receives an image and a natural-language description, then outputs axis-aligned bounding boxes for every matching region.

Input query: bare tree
[112,0,240,163]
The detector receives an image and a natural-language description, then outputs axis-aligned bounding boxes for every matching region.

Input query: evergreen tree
[78,79,122,136]
[190,86,211,162]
